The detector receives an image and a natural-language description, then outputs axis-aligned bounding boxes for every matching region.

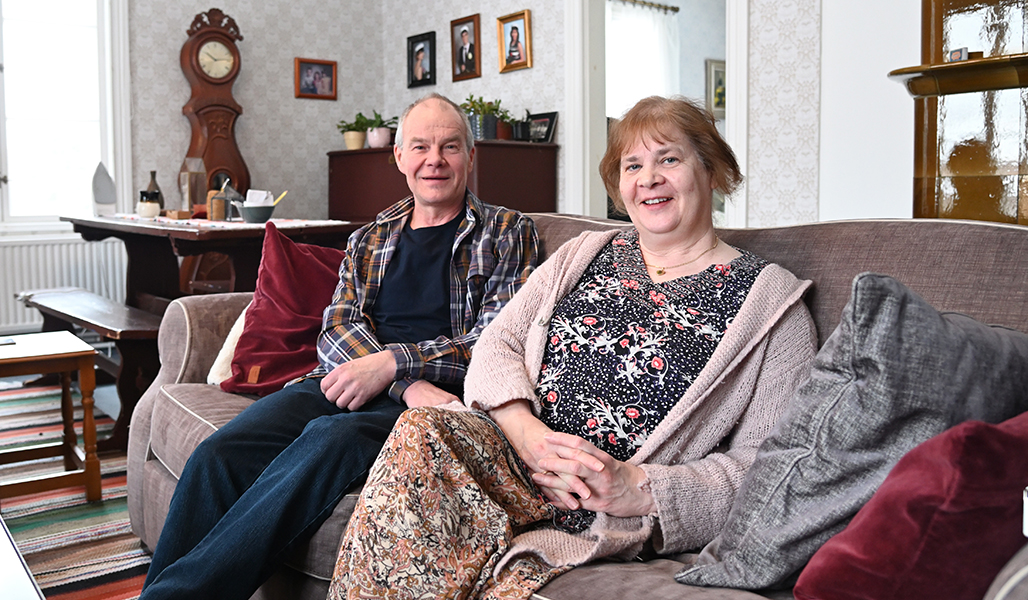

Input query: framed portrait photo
[497,10,532,74]
[451,14,481,82]
[294,58,337,100]
[407,31,436,88]
[527,111,557,143]
[705,59,726,120]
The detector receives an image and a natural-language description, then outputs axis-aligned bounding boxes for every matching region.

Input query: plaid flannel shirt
[310,190,539,403]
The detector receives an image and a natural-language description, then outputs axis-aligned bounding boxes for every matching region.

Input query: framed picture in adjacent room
[451,14,481,82]
[527,111,557,143]
[705,59,726,120]
[497,10,532,73]
[407,32,436,88]
[294,58,337,100]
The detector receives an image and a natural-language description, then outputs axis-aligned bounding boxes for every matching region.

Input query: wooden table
[63,216,361,315]
[0,516,45,600]
[0,331,100,503]
[51,216,361,452]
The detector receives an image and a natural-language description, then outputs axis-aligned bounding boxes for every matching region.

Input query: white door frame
[564,0,748,224]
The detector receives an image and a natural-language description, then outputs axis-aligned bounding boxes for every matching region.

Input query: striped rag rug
[0,384,150,600]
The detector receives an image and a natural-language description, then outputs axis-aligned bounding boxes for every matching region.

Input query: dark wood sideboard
[328,140,557,221]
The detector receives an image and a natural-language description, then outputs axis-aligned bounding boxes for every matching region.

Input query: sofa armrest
[127,292,253,542]
[157,292,254,384]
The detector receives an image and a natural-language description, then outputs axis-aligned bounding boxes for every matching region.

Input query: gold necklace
[644,236,720,276]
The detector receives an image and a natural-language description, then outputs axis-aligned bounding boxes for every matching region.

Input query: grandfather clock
[180,8,250,194]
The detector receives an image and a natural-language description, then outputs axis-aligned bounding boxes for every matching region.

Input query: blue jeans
[140,377,405,600]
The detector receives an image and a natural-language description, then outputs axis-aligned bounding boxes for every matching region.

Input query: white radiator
[0,236,127,334]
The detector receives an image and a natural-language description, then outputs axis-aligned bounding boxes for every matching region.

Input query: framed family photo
[294,58,337,100]
[497,10,532,73]
[705,59,726,120]
[450,14,481,82]
[407,32,436,88]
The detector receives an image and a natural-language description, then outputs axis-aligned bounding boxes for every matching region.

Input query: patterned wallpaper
[128,1,822,224]
[745,0,821,226]
[129,1,382,220]
[377,0,566,210]
[128,1,564,219]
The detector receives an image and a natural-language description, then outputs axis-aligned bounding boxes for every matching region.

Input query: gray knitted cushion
[675,273,1028,590]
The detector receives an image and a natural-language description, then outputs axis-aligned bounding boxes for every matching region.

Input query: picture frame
[705,59,726,120]
[451,14,481,82]
[294,58,337,100]
[407,32,436,88]
[527,111,557,143]
[497,10,532,73]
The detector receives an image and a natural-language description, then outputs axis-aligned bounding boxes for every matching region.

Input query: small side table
[0,331,101,502]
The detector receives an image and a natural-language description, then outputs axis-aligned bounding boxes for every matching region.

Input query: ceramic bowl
[136,201,161,218]
[238,204,275,223]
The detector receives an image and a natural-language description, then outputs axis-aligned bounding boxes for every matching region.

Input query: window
[605,1,680,119]
[0,0,126,230]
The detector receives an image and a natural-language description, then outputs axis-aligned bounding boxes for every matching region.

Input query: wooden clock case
[180,9,251,194]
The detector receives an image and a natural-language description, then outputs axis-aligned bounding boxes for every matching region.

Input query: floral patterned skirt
[329,407,572,600]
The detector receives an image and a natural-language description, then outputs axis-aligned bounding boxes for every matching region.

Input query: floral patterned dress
[538,230,767,532]
[330,231,767,600]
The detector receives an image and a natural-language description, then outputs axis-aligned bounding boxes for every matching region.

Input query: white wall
[818,1,920,221]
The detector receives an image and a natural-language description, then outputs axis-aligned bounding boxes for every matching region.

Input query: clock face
[198,40,235,79]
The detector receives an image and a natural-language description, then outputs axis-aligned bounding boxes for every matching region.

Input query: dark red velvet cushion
[221,221,346,396]
[794,411,1028,600]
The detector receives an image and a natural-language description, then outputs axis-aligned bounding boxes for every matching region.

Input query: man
[140,93,539,600]
[457,26,475,74]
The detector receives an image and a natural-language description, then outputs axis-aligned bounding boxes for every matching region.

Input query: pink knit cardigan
[462,229,817,571]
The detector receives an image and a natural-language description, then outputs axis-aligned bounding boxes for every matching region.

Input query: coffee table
[0,331,101,502]
[0,515,45,599]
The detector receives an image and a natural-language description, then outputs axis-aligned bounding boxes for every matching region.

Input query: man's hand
[402,380,460,408]
[321,351,396,411]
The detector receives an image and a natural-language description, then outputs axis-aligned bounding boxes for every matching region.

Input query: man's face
[461,31,469,45]
[394,99,474,210]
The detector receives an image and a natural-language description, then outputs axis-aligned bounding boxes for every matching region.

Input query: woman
[506,26,525,64]
[413,45,427,81]
[330,96,816,599]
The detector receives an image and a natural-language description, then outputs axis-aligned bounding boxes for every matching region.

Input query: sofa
[127,213,1028,600]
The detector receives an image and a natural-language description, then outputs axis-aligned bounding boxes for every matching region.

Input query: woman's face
[618,131,715,240]
[511,28,519,42]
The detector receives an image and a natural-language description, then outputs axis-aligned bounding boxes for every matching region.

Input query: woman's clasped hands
[532,432,656,518]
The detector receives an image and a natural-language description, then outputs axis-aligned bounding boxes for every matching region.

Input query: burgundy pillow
[794,411,1028,600]
[221,221,346,396]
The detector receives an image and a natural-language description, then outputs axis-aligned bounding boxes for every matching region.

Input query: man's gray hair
[394,93,474,153]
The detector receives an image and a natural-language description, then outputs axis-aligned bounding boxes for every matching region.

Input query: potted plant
[496,107,515,140]
[337,112,375,150]
[460,94,505,140]
[365,110,398,148]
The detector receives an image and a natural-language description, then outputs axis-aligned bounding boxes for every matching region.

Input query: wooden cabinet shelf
[328,141,557,222]
[888,52,1028,97]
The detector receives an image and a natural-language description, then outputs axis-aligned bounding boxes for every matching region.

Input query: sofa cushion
[534,559,789,600]
[676,273,1028,590]
[207,302,250,386]
[793,411,1028,600]
[148,381,358,580]
[221,221,346,397]
[150,383,256,477]
[985,543,1028,600]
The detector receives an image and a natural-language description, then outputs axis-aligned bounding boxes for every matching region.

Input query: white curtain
[605,1,681,119]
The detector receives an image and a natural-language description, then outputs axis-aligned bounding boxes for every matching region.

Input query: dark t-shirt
[372,213,462,346]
